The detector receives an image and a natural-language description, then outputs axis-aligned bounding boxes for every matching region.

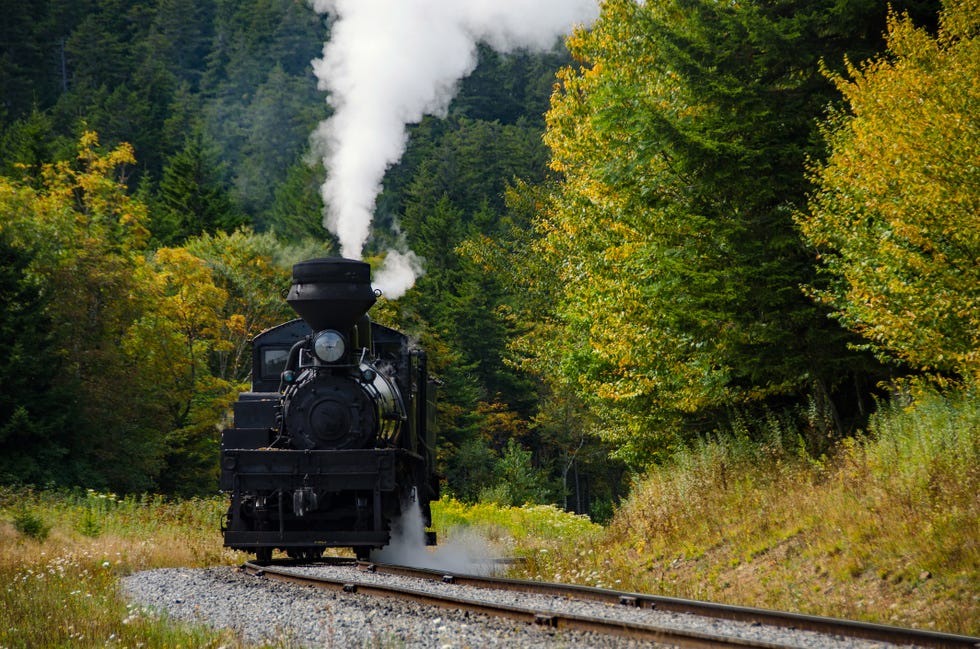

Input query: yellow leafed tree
[799,0,980,379]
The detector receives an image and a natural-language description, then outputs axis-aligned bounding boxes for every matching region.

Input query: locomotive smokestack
[286,257,376,333]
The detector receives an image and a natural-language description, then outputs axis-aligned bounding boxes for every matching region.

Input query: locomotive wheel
[286,547,324,560]
[255,547,273,563]
[354,546,371,561]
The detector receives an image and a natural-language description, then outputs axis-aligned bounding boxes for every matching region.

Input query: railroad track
[240,559,980,649]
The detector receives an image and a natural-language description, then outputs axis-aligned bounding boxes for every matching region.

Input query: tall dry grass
[517,383,980,635]
[0,489,259,648]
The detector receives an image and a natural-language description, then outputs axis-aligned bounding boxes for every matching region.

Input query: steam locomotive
[219,257,438,561]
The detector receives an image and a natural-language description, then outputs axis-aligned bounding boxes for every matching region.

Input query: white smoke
[309,0,600,292]
[372,249,424,300]
[371,499,500,576]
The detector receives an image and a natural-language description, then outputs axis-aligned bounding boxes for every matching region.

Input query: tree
[266,158,332,241]
[124,247,231,495]
[0,216,73,485]
[0,0,54,121]
[234,64,324,217]
[479,438,556,506]
[0,131,166,492]
[153,134,246,246]
[518,0,924,464]
[799,0,980,380]
[144,0,215,92]
[0,106,66,182]
[182,228,296,383]
[198,0,327,219]
[127,229,296,496]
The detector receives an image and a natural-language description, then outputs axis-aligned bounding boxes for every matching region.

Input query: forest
[0,0,977,516]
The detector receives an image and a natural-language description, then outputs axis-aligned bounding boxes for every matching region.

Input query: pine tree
[154,135,246,246]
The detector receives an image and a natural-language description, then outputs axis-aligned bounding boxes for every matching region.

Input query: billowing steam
[371,499,500,575]
[309,0,600,298]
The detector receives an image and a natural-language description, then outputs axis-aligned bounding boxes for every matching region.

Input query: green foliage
[152,134,246,246]
[510,0,923,464]
[431,494,602,544]
[445,436,497,502]
[799,0,980,379]
[0,133,295,495]
[387,108,564,499]
[199,0,327,220]
[12,507,50,542]
[0,106,66,181]
[863,379,980,497]
[478,438,556,507]
[0,132,167,493]
[126,229,295,496]
[0,229,72,486]
[266,158,334,241]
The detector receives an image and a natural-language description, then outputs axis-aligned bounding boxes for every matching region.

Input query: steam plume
[310,0,599,297]
[371,499,499,576]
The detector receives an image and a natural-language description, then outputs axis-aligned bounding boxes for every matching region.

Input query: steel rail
[243,559,980,649]
[242,561,798,649]
[352,560,980,649]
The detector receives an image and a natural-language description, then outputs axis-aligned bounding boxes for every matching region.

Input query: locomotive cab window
[261,347,290,380]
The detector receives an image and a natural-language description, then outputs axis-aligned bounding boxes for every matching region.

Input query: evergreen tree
[153,135,246,246]
[0,106,64,181]
[0,232,73,485]
[234,64,324,217]
[266,158,333,241]
[0,0,52,119]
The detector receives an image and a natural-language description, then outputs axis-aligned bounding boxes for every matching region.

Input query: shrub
[12,507,50,542]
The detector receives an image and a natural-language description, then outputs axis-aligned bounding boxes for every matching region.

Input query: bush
[12,507,50,542]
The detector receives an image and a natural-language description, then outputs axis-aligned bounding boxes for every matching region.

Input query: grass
[0,488,259,649]
[501,382,980,635]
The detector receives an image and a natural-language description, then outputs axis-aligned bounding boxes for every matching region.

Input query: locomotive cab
[220,258,438,561]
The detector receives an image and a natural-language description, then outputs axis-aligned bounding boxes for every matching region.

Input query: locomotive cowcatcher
[220,257,438,561]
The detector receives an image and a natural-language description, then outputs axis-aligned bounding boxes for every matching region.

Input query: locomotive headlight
[313,330,346,363]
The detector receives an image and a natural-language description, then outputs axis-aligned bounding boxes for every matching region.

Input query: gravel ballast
[121,566,930,649]
[120,567,652,648]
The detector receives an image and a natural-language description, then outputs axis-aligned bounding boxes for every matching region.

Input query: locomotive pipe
[286,258,376,334]
[281,338,305,383]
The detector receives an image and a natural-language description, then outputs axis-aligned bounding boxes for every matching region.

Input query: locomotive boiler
[220,257,438,561]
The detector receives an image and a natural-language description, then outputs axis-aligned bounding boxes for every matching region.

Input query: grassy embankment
[505,383,980,635]
[1,383,977,647]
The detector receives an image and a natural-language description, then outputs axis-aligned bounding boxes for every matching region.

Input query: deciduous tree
[0,132,166,491]
[799,0,980,379]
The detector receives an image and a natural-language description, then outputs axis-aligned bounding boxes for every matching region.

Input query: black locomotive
[220,257,438,561]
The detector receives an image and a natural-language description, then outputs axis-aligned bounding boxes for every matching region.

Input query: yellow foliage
[800,0,980,378]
